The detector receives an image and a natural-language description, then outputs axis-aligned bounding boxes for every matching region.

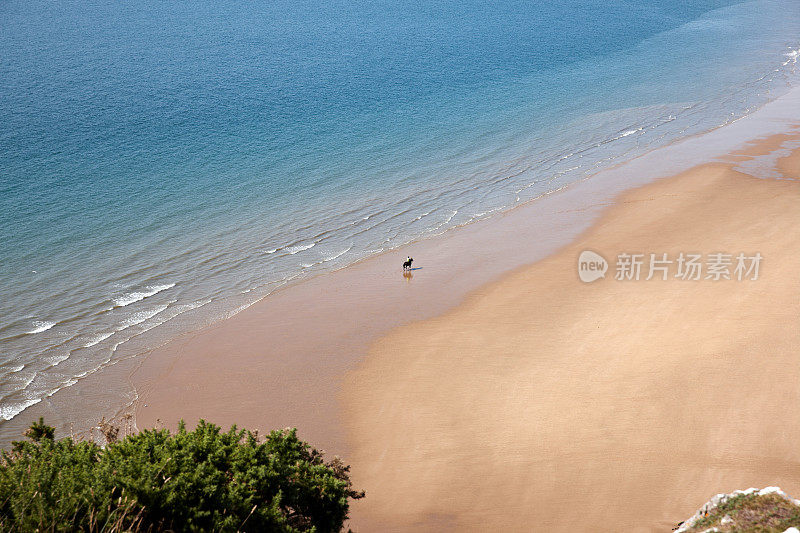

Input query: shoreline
[1,87,798,529]
[5,87,796,450]
[127,86,800,531]
[4,81,799,448]
[2,0,800,455]
[344,135,800,531]
[129,86,800,451]
[5,0,800,528]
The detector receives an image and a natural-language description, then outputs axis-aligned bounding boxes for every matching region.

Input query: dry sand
[130,116,800,531]
[342,136,800,532]
[132,142,625,452]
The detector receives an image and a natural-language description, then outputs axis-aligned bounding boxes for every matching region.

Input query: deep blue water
[1,0,799,424]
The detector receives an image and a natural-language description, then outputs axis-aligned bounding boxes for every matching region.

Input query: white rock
[675,487,799,533]
[720,514,733,525]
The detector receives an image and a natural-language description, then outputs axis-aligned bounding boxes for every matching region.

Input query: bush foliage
[0,418,363,532]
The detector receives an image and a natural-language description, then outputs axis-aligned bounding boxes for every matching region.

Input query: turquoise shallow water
[1,0,799,426]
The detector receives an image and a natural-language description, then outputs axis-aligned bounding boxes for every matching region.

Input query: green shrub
[0,419,364,532]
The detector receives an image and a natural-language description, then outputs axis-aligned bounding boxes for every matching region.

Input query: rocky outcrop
[676,487,800,532]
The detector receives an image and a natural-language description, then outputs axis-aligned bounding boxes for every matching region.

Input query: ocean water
[1,0,799,430]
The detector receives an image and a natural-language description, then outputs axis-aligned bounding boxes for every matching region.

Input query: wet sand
[130,88,800,531]
[343,138,800,531]
[131,158,613,453]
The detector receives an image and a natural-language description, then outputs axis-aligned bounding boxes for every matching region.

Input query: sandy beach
[129,89,800,531]
[7,1,800,530]
[343,134,800,531]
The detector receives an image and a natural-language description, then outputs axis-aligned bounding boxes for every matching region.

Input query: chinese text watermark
[578,251,762,283]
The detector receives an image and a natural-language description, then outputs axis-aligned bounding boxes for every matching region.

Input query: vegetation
[683,492,800,533]
[0,418,364,532]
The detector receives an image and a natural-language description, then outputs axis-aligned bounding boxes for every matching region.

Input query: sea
[1,0,799,439]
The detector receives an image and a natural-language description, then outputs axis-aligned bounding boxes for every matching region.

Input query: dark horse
[402,257,414,270]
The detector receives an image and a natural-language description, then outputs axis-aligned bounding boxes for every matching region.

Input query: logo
[578,250,608,283]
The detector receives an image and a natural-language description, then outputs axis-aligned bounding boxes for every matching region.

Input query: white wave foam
[620,128,642,137]
[428,209,460,234]
[0,398,42,421]
[113,283,175,307]
[83,331,114,347]
[286,242,316,255]
[52,378,78,392]
[112,298,205,350]
[322,245,352,263]
[413,210,434,222]
[48,354,69,367]
[26,320,56,334]
[2,370,36,393]
[0,299,207,422]
[180,298,212,313]
[116,304,170,332]
[472,207,502,219]
[265,242,318,256]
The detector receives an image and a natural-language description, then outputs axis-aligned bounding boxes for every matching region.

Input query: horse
[402,257,414,270]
